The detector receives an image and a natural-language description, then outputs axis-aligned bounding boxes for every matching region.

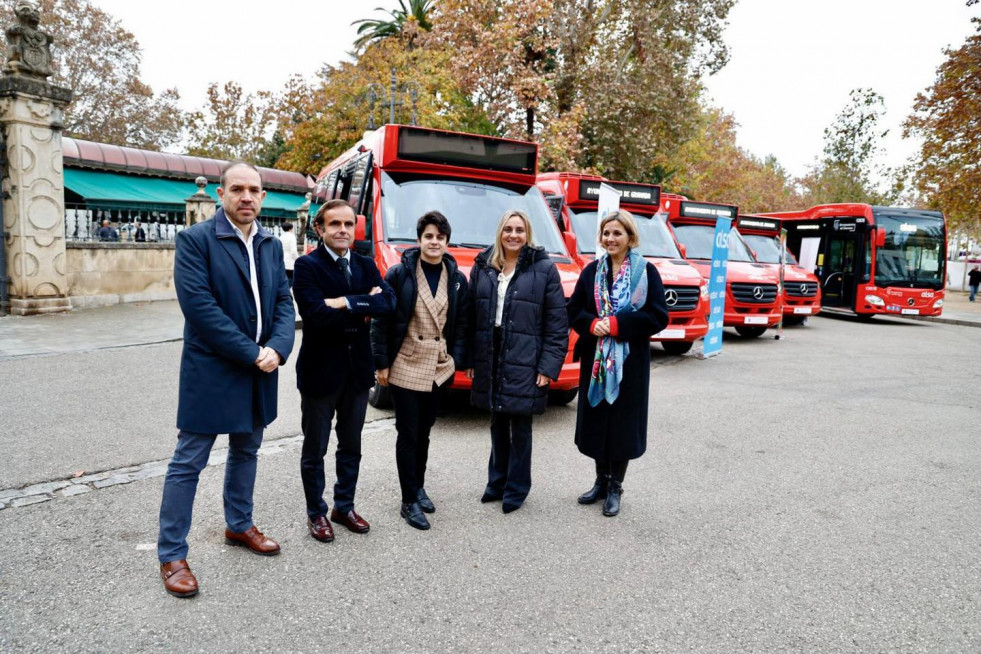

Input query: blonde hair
[598,209,640,250]
[490,210,535,271]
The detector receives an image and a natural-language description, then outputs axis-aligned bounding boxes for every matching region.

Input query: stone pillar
[295,192,311,248]
[0,2,73,315]
[185,176,216,226]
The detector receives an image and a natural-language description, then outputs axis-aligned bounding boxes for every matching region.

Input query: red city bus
[311,124,582,407]
[663,196,783,338]
[760,204,946,318]
[736,215,822,325]
[536,172,709,355]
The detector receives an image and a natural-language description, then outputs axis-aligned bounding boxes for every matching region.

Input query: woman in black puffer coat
[467,210,568,513]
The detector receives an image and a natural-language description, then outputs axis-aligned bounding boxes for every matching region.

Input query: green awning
[63,168,308,219]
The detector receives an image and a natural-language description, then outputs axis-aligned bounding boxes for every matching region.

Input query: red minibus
[663,196,783,338]
[536,172,709,355]
[736,215,822,325]
[760,204,946,318]
[310,124,582,407]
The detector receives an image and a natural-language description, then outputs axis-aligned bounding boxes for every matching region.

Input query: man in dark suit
[294,199,394,542]
[157,162,295,598]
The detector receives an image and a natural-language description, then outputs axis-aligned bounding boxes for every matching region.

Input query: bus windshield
[874,213,945,287]
[380,172,566,255]
[672,224,754,262]
[569,210,681,258]
[742,234,799,265]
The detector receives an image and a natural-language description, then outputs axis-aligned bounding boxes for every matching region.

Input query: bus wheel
[661,341,693,355]
[735,326,767,338]
[548,388,579,405]
[367,381,392,409]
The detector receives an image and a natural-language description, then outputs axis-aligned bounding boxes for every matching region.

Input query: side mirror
[353,214,371,255]
[677,243,687,259]
[563,230,578,256]
[355,214,367,241]
[875,228,886,248]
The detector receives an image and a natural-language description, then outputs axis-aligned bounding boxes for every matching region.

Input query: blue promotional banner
[701,217,732,358]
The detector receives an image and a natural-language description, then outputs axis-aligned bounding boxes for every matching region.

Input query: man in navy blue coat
[157,162,295,598]
[294,199,394,542]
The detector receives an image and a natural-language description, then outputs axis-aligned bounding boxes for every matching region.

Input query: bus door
[818,223,866,309]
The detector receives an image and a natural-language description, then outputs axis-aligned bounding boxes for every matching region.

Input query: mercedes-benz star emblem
[753,286,765,300]
[908,298,915,307]
[800,283,808,296]
[664,289,678,307]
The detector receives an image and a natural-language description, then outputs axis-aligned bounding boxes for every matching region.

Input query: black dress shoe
[416,488,435,514]
[603,480,623,517]
[400,502,431,530]
[502,502,521,514]
[480,489,503,503]
[578,475,610,505]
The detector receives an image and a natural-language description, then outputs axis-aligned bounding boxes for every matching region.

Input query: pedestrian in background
[279,222,299,288]
[467,209,568,514]
[157,161,295,598]
[97,219,118,242]
[294,200,395,543]
[567,210,668,517]
[371,211,469,530]
[968,265,981,302]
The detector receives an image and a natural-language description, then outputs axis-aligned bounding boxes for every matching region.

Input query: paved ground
[0,298,979,652]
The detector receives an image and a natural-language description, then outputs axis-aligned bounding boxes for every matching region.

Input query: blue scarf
[588,250,648,407]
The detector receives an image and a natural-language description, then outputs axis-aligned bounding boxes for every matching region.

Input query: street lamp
[365,67,421,129]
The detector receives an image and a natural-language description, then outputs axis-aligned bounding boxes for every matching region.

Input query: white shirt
[226,214,262,343]
[495,268,515,327]
[322,243,353,310]
[279,230,299,271]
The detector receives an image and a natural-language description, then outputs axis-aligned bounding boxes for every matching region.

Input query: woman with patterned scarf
[567,210,669,516]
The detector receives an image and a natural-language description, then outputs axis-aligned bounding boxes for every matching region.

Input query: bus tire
[661,341,693,355]
[548,388,579,405]
[367,381,392,409]
[735,325,767,338]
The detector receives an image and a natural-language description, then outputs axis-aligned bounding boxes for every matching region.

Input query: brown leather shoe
[160,559,198,598]
[224,525,281,556]
[308,515,334,542]
[330,508,370,534]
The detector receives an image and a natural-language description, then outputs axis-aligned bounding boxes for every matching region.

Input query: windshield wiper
[450,242,488,249]
[386,237,418,243]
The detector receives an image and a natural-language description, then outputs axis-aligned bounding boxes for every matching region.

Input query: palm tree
[352,0,435,50]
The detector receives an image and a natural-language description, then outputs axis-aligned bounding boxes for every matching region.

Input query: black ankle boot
[578,475,610,505]
[602,480,622,516]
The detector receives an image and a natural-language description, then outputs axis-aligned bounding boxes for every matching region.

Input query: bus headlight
[933,298,944,308]
[864,295,885,306]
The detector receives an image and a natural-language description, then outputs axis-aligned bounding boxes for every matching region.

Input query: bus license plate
[793,307,812,314]
[901,308,920,315]
[655,329,685,340]
[744,316,768,325]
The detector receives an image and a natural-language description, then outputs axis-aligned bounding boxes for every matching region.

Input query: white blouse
[495,268,515,327]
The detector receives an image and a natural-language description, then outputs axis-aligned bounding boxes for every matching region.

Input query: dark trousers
[487,411,533,505]
[390,383,442,504]
[157,425,263,563]
[285,269,294,289]
[300,383,368,517]
[594,458,629,483]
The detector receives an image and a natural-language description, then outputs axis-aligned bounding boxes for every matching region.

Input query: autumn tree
[275,36,493,176]
[664,106,801,212]
[185,81,276,162]
[800,88,896,206]
[904,16,981,235]
[0,0,185,150]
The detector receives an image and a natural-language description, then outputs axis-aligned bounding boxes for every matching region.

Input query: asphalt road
[1,316,979,652]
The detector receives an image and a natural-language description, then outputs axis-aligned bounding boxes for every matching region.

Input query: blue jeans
[970,285,978,302]
[157,426,264,563]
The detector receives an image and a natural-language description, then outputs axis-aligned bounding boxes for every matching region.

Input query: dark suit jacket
[294,244,395,398]
[174,209,296,434]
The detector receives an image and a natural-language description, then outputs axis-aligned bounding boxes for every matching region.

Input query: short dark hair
[220,161,261,189]
[282,222,293,231]
[416,210,451,240]
[313,199,355,228]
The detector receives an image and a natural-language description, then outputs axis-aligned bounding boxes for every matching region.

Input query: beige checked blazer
[388,261,454,392]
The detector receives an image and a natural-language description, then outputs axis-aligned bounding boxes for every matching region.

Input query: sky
[90,0,979,180]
